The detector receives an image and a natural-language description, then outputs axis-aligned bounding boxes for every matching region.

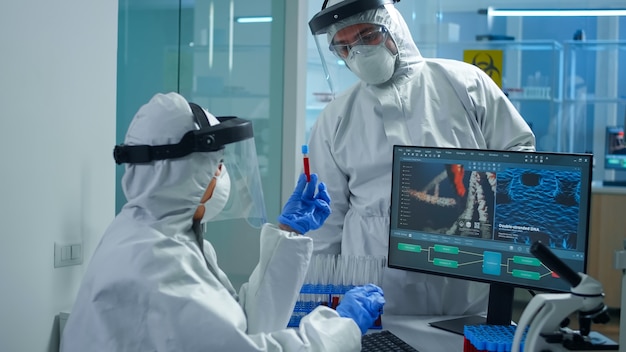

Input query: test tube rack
[288,254,385,329]
[288,283,383,328]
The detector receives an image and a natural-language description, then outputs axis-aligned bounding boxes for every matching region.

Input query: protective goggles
[113,103,253,164]
[329,25,389,59]
[309,0,398,35]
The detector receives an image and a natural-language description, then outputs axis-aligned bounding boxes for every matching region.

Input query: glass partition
[117,0,286,288]
[563,40,626,184]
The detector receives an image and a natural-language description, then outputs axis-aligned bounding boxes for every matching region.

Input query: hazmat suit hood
[121,92,223,234]
[320,0,423,85]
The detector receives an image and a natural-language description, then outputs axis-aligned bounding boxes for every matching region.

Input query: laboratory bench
[589,185,626,308]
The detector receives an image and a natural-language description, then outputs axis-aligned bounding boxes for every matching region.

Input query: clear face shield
[113,103,267,228]
[309,0,398,94]
[208,135,266,228]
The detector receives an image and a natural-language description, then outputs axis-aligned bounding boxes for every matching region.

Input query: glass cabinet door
[563,40,626,183]
[181,0,285,288]
[118,0,286,289]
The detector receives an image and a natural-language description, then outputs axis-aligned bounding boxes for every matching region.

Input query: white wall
[0,1,118,351]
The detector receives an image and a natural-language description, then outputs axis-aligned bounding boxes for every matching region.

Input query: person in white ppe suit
[60,92,385,352]
[306,0,536,318]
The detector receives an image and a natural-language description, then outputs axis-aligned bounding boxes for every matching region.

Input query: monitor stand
[429,315,487,335]
[429,283,514,335]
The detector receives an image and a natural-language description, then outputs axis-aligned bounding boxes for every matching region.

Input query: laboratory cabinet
[426,41,626,186]
[416,40,565,153]
[587,189,626,308]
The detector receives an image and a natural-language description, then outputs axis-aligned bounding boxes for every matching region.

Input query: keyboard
[361,330,420,352]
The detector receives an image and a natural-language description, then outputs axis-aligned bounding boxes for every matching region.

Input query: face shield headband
[113,102,253,164]
[308,0,399,94]
[308,0,399,36]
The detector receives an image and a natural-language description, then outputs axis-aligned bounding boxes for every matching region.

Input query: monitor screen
[605,126,626,170]
[388,146,592,333]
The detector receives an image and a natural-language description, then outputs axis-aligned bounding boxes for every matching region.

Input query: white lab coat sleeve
[296,305,361,352]
[240,223,314,334]
[305,113,349,255]
[470,67,536,152]
[244,305,362,352]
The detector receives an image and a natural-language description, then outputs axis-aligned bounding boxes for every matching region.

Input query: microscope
[511,241,619,351]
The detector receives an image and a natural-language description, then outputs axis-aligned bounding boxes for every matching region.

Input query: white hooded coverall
[60,93,361,352]
[307,4,536,316]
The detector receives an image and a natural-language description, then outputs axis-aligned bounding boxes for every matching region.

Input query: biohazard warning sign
[463,50,503,88]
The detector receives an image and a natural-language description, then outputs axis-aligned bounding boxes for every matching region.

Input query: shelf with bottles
[417,40,564,103]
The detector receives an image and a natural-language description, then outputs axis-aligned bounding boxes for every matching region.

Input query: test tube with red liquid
[302,144,310,182]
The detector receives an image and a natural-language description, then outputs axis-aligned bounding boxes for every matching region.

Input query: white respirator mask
[344,43,397,85]
[199,164,231,223]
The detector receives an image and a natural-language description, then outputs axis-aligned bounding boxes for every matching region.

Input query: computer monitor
[605,126,626,171]
[388,146,592,335]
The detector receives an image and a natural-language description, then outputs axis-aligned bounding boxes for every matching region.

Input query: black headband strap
[189,102,210,128]
[310,0,399,35]
[113,112,253,165]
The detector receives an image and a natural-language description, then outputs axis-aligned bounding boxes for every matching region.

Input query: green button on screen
[398,243,421,252]
[512,269,540,280]
[513,256,540,266]
[434,244,459,254]
[433,258,458,268]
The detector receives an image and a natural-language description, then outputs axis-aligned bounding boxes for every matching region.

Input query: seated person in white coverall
[306,0,536,316]
[60,92,385,352]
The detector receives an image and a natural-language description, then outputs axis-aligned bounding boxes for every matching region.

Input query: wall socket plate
[54,242,83,268]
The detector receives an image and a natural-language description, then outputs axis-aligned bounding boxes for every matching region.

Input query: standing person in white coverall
[306,0,536,317]
[60,92,385,352]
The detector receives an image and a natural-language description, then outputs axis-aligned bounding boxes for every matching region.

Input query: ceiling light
[235,16,272,23]
[481,7,626,17]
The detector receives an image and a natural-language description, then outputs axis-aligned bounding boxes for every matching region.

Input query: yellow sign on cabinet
[463,50,503,88]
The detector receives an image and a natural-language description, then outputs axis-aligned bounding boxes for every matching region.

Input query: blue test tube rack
[288,254,385,329]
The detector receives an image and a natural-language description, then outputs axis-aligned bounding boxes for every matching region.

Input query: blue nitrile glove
[277,173,331,234]
[336,284,385,335]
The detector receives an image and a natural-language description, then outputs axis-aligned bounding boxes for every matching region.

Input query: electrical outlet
[54,242,83,268]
